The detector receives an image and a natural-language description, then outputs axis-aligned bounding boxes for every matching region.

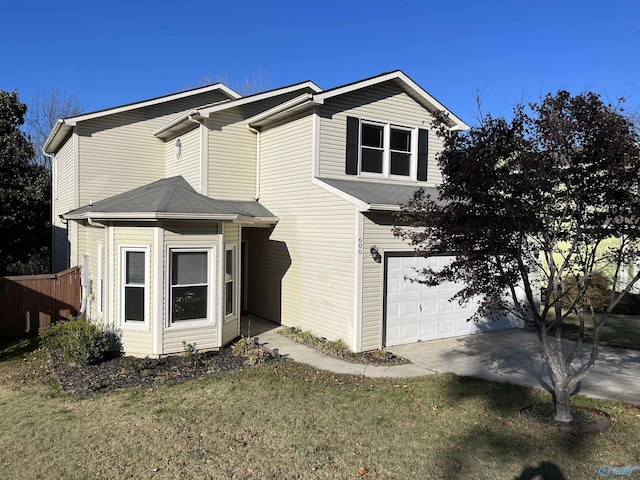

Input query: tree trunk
[554,381,574,423]
[541,329,575,423]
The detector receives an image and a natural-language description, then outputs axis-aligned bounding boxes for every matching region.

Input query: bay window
[121,247,147,324]
[170,250,209,323]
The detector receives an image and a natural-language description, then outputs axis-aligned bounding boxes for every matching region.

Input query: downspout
[79,254,92,320]
[87,217,106,228]
[78,217,106,322]
[44,151,56,273]
[246,124,260,200]
[188,113,206,194]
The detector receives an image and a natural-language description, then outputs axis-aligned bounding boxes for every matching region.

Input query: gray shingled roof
[318,177,440,208]
[63,176,275,220]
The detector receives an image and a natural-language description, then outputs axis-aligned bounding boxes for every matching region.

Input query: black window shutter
[417,128,428,181]
[345,116,359,175]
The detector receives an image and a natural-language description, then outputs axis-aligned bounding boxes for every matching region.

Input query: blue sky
[2,0,638,124]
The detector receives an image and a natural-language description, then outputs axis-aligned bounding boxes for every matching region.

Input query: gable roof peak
[44,83,240,153]
[313,70,468,130]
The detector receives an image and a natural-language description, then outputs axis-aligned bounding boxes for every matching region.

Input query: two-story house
[45,70,519,357]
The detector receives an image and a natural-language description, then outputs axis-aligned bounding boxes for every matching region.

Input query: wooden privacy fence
[0,267,81,337]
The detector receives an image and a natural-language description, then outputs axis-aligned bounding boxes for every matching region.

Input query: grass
[1,339,639,479]
[560,313,640,350]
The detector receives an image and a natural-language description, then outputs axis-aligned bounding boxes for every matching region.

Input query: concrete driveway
[257,322,640,405]
[391,329,640,405]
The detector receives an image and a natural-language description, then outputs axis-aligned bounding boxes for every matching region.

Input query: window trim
[119,246,149,329]
[225,245,237,320]
[167,248,213,327]
[358,120,418,180]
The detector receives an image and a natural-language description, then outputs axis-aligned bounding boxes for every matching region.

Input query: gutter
[153,110,203,139]
[245,94,323,128]
[42,119,65,153]
[63,211,279,225]
[246,124,261,200]
[62,212,242,222]
[367,203,402,211]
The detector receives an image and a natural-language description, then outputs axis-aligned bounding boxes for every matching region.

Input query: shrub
[231,337,270,365]
[563,272,640,314]
[611,292,640,315]
[320,338,351,358]
[563,272,611,312]
[41,318,114,365]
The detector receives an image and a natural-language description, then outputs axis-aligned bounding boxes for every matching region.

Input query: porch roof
[62,176,277,223]
[317,177,441,211]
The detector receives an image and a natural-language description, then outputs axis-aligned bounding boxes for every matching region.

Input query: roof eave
[43,119,72,154]
[63,212,242,222]
[66,84,240,124]
[198,81,323,117]
[63,211,279,223]
[44,83,240,153]
[313,70,469,131]
[246,94,322,128]
[366,203,402,212]
[153,110,203,139]
[237,216,280,225]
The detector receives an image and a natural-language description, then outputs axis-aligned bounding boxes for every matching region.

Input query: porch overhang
[313,177,442,213]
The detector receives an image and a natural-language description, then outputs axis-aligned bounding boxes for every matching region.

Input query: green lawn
[561,313,640,350]
[0,338,639,479]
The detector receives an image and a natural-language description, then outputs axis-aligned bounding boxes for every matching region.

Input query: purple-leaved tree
[395,91,640,422]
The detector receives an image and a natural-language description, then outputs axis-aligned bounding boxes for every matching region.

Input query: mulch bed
[48,333,413,397]
[49,348,258,396]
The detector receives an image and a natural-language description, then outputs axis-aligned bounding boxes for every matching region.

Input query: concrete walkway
[248,317,640,405]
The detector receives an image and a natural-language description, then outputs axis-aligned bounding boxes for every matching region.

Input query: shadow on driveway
[391,328,640,404]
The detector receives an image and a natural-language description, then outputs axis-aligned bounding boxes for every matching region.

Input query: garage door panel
[386,255,521,346]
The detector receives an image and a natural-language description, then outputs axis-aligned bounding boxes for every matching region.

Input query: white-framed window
[360,121,415,178]
[169,249,210,323]
[120,247,148,325]
[225,246,236,317]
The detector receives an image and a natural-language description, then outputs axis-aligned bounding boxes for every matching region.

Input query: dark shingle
[318,177,440,208]
[64,176,275,219]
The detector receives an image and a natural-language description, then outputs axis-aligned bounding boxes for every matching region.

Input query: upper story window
[346,116,429,181]
[360,122,413,177]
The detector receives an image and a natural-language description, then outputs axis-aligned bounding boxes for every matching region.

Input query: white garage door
[385,254,520,347]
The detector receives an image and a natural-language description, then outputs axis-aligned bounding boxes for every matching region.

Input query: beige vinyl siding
[77,223,87,273]
[77,224,106,323]
[207,110,256,199]
[244,227,287,323]
[253,112,356,344]
[207,92,313,200]
[318,83,444,187]
[164,126,200,190]
[113,226,155,356]
[222,223,240,345]
[163,223,219,354]
[76,90,229,207]
[53,137,74,272]
[361,212,413,350]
